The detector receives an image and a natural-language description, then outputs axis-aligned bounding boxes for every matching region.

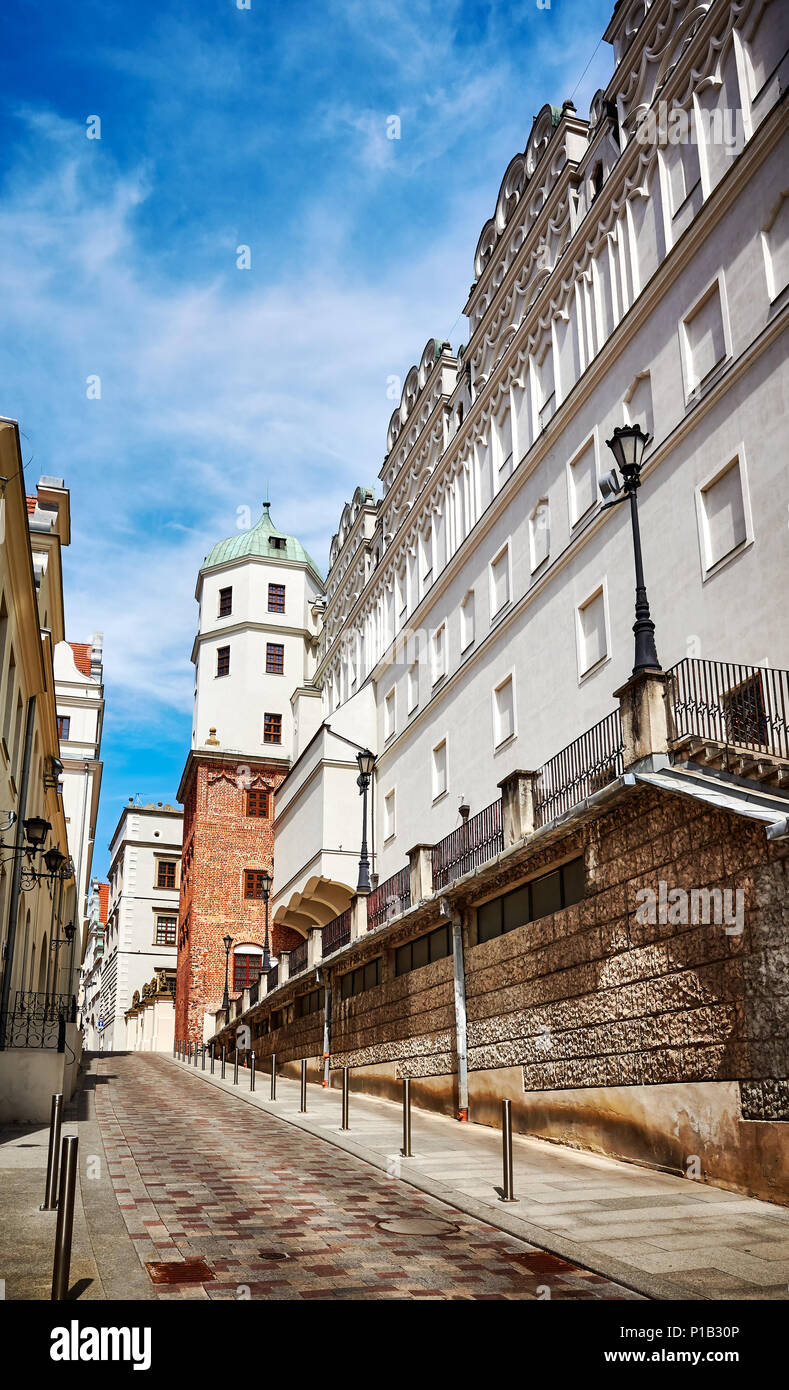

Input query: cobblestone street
[92,1053,640,1301]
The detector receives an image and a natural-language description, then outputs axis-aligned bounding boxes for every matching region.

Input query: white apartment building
[271,0,789,936]
[54,636,104,959]
[98,801,183,1049]
[80,878,108,1050]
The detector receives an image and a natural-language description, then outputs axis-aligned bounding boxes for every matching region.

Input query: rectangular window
[493,676,515,747]
[681,279,728,396]
[431,623,447,684]
[339,957,381,1000]
[295,988,322,1018]
[268,583,286,613]
[697,458,748,574]
[568,438,597,526]
[407,661,419,714]
[155,915,177,946]
[246,788,270,818]
[577,587,608,676]
[395,924,452,977]
[384,688,396,741]
[218,586,232,617]
[57,715,71,740]
[490,545,510,618]
[244,869,268,899]
[217,645,230,677]
[476,857,585,944]
[156,860,177,890]
[460,591,475,651]
[432,740,447,800]
[266,642,285,675]
[264,713,282,744]
[384,789,395,841]
[233,952,262,992]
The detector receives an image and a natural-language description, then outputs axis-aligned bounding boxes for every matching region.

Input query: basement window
[476,857,585,944]
[339,957,381,1000]
[395,924,451,977]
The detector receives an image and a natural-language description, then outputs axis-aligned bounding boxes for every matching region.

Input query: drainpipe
[318,966,331,1086]
[440,896,468,1121]
[0,695,36,1048]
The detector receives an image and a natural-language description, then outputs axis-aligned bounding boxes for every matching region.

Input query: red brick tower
[175,504,325,1043]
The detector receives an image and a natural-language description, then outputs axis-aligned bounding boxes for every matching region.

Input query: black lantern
[44,846,67,877]
[260,871,273,973]
[222,933,234,1012]
[602,424,660,676]
[23,816,50,849]
[355,749,376,895]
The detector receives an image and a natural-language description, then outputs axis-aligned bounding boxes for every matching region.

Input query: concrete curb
[165,1055,705,1302]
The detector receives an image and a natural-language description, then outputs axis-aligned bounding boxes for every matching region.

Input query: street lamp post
[260,870,273,974]
[355,749,376,895]
[222,933,234,1012]
[600,424,661,675]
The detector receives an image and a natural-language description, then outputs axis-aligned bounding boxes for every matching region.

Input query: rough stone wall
[465,788,788,1095]
[330,949,456,1080]
[175,757,300,1042]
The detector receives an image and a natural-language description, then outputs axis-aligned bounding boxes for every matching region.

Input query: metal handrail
[534,708,624,827]
[668,657,789,763]
[432,799,503,891]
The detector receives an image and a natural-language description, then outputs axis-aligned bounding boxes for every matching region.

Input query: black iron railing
[14,991,76,1023]
[432,799,503,891]
[367,866,411,931]
[534,709,624,827]
[1,1010,70,1052]
[289,939,308,976]
[668,658,789,762]
[322,908,352,957]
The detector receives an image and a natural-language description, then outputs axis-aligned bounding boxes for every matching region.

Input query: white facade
[192,503,325,760]
[272,0,789,932]
[99,802,183,1049]
[80,878,107,1050]
[54,637,104,952]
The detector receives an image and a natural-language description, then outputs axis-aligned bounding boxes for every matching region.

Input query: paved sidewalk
[169,1052,789,1301]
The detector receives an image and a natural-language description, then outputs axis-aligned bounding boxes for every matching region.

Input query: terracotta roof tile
[68,641,92,676]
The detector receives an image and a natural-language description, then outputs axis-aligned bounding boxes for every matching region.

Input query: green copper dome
[201,503,323,579]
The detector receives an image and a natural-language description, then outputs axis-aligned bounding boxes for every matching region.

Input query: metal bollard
[201,1045,206,1071]
[40,1093,64,1211]
[221,1046,226,1079]
[233,1052,239,1085]
[51,1135,79,1300]
[300,1058,307,1112]
[270,1053,277,1100]
[499,1099,519,1203]
[340,1067,350,1131]
[210,1043,215,1075]
[250,1053,255,1092]
[401,1077,412,1157]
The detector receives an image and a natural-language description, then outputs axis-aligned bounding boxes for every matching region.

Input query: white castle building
[270,0,789,939]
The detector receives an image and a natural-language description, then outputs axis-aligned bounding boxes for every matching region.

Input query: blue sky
[0,0,614,875]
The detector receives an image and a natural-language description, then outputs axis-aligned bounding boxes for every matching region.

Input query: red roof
[68,642,92,676]
[26,495,37,516]
[97,883,109,924]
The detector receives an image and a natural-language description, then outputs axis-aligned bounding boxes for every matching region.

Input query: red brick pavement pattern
[94,1054,642,1302]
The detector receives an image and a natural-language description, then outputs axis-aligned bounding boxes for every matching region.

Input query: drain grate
[145,1258,214,1285]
